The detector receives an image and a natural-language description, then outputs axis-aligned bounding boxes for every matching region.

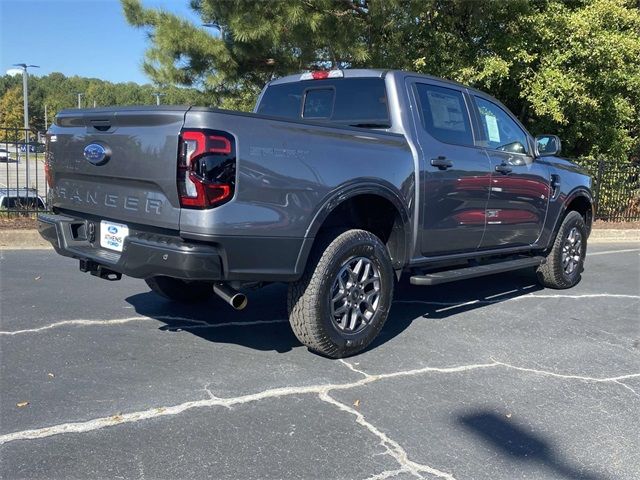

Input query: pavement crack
[0,316,287,335]
[0,317,153,335]
[362,468,412,480]
[319,391,455,479]
[0,361,497,445]
[491,358,640,385]
[339,359,372,378]
[3,358,637,446]
[614,380,639,397]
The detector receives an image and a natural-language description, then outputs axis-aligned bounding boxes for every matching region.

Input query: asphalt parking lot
[1,243,639,480]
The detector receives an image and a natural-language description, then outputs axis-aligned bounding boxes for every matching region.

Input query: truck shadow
[125,269,545,354]
[457,411,609,480]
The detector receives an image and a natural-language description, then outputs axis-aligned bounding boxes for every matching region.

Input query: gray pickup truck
[39,69,593,357]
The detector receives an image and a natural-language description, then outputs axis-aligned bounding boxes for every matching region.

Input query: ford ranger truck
[39,69,593,358]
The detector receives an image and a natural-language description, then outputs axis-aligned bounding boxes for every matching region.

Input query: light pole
[12,64,39,133]
[77,93,84,109]
[12,63,39,193]
[152,93,165,106]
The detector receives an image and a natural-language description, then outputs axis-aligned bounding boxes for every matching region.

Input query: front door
[411,81,491,256]
[471,95,550,248]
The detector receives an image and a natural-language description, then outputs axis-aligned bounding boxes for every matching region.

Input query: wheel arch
[547,188,594,249]
[300,182,412,271]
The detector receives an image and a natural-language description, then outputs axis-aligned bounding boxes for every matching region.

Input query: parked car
[0,188,46,210]
[0,148,9,162]
[39,69,593,357]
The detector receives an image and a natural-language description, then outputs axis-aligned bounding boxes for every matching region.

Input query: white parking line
[2,293,638,336]
[589,248,640,256]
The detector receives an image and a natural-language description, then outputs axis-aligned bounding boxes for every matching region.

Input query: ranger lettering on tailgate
[55,186,163,214]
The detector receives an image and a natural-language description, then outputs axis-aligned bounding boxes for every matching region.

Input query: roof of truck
[267,69,507,110]
[269,69,388,86]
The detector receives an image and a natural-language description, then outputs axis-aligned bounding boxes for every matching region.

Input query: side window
[414,83,474,146]
[303,88,334,119]
[474,97,529,154]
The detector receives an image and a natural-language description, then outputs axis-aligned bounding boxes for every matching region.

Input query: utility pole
[93,100,97,108]
[77,93,84,109]
[44,105,48,131]
[12,63,39,193]
[152,93,165,106]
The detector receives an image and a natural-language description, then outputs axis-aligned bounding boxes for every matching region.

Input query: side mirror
[535,135,561,157]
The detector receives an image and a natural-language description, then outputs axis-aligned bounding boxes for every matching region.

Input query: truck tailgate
[48,106,188,230]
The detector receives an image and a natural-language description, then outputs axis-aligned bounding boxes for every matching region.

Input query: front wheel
[537,211,587,289]
[287,229,395,358]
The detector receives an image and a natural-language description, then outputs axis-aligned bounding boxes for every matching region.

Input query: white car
[0,148,9,162]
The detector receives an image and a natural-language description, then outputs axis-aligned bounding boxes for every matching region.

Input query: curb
[589,229,640,243]
[0,228,638,250]
[0,229,51,250]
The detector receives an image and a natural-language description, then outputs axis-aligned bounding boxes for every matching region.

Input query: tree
[0,72,212,137]
[0,86,26,142]
[121,0,640,162]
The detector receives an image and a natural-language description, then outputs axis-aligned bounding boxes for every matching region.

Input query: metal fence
[1,127,49,216]
[579,159,640,222]
[1,126,639,221]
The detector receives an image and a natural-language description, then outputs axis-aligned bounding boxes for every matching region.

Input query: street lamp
[152,92,165,106]
[12,63,39,193]
[12,64,39,133]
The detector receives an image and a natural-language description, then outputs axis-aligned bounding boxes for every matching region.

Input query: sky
[0,0,200,85]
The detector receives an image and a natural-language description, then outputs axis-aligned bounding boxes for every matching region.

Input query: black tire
[145,276,213,303]
[287,229,395,358]
[537,211,587,289]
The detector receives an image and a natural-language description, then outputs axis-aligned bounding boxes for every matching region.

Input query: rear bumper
[37,212,311,282]
[38,213,224,280]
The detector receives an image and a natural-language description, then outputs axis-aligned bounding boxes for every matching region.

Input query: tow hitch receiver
[79,259,122,281]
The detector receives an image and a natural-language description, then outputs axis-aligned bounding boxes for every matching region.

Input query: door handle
[495,163,512,174]
[431,156,453,170]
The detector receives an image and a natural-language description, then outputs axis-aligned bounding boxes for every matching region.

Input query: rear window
[257,78,390,127]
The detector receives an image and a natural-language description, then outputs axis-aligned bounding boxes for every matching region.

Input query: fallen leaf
[47,373,55,378]
[353,399,361,408]
[34,276,41,280]
[16,401,29,408]
[506,413,512,419]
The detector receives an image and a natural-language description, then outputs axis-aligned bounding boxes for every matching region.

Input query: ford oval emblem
[83,143,110,165]
[107,226,118,234]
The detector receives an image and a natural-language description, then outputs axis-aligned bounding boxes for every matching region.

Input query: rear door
[470,95,550,247]
[49,107,187,230]
[409,79,491,255]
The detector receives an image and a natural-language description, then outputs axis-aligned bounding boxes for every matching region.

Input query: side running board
[409,256,545,286]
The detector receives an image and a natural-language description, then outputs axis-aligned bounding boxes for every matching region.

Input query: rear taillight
[177,129,236,209]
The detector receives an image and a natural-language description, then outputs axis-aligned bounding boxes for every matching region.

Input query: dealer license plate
[100,220,129,252]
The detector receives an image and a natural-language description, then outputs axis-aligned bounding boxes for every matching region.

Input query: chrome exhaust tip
[213,283,248,310]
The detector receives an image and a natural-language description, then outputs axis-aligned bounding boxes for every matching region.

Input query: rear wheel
[145,276,213,302]
[287,229,394,358]
[537,211,587,289]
